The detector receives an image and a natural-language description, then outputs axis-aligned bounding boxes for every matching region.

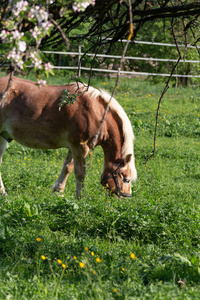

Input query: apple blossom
[12,0,29,17]
[17,41,27,52]
[12,30,24,40]
[44,62,54,72]
[37,79,47,87]
[1,0,96,74]
[72,0,95,12]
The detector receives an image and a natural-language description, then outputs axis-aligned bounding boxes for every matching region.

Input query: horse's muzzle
[101,173,132,198]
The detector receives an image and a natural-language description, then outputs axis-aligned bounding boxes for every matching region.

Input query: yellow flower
[130,253,136,259]
[96,257,101,263]
[57,259,62,264]
[73,256,77,259]
[113,288,117,293]
[41,255,46,260]
[91,251,94,256]
[79,262,85,268]
[122,268,125,271]
[36,238,41,242]
[62,264,66,269]
[84,247,89,251]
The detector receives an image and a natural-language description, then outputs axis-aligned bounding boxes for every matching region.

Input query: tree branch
[2,64,15,101]
[49,16,70,50]
[146,19,181,163]
[91,0,134,149]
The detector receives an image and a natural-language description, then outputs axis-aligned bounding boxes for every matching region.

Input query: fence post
[77,45,81,77]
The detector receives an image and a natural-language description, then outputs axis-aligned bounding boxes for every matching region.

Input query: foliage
[0,73,200,298]
[0,0,95,83]
[59,89,78,110]
[1,1,200,87]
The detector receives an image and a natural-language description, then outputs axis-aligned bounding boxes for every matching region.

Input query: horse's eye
[122,177,130,184]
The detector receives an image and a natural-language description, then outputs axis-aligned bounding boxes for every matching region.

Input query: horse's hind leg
[52,149,74,193]
[0,137,7,195]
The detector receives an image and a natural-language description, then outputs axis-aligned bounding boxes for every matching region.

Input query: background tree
[1,0,200,84]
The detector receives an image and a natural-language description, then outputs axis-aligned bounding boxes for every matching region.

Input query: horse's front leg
[52,149,74,193]
[73,145,89,199]
[0,136,7,195]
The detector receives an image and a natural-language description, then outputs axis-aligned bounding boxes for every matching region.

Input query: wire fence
[42,39,200,78]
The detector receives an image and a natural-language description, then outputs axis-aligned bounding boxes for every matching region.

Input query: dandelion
[62,264,66,269]
[36,237,41,242]
[91,251,94,256]
[130,253,136,259]
[113,288,117,293]
[41,255,46,260]
[57,259,62,264]
[79,262,85,268]
[122,268,125,271]
[73,256,77,259]
[84,246,89,251]
[96,257,101,263]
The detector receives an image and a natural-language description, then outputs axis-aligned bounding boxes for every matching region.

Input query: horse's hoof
[52,185,64,194]
[0,190,7,196]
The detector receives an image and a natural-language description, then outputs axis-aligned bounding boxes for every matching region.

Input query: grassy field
[0,72,200,299]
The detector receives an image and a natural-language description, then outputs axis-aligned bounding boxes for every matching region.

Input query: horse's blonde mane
[98,89,137,181]
[69,83,137,181]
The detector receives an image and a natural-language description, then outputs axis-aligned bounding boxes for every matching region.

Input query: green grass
[1,72,200,298]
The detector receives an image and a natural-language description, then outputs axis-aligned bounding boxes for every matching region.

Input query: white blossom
[7,48,24,69]
[3,2,54,73]
[30,51,42,69]
[12,30,24,40]
[72,0,95,12]
[30,7,48,23]
[17,41,26,52]
[44,62,54,72]
[37,79,47,87]
[40,21,52,32]
[0,30,9,43]
[30,26,42,39]
[12,0,29,17]
[17,60,24,69]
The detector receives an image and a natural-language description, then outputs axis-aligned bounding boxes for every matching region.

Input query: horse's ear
[124,154,132,165]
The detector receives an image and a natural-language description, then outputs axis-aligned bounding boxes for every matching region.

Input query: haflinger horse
[0,76,137,198]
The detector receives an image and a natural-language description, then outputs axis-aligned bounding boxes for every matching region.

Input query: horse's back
[0,76,104,149]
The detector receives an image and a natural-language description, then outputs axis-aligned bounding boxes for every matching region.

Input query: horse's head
[101,154,133,197]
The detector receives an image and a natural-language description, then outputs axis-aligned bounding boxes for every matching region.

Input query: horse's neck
[100,124,123,169]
